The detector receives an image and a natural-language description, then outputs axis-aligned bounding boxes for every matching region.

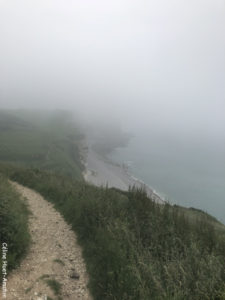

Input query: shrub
[0,174,30,281]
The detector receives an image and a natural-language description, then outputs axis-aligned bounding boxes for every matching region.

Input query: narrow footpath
[5,181,92,300]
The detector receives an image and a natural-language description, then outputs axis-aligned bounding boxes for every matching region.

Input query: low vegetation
[0,174,30,281]
[53,259,65,266]
[8,167,225,299]
[45,279,62,296]
[0,110,84,178]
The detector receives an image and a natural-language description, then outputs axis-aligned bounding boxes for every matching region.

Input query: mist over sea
[110,129,225,224]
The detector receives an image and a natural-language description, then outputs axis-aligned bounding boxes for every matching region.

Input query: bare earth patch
[5,181,92,300]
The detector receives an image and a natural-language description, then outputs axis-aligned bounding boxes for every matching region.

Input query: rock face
[3,181,92,300]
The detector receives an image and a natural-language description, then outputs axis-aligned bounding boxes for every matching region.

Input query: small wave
[129,173,166,201]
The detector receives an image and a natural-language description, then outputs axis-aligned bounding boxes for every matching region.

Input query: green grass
[45,279,62,295]
[25,286,33,294]
[8,167,225,300]
[53,259,65,266]
[0,110,84,178]
[0,174,30,281]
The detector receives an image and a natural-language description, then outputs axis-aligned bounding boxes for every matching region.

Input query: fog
[0,0,224,139]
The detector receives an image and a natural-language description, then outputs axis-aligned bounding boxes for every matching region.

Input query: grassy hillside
[0,174,30,281]
[1,110,225,299]
[0,110,84,178]
[4,167,224,300]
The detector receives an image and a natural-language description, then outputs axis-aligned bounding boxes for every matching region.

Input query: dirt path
[5,181,92,300]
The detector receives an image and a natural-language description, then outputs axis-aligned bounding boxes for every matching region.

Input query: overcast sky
[0,0,224,137]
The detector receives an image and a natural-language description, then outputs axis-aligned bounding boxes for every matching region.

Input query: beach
[83,148,164,204]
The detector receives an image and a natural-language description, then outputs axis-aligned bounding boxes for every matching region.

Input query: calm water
[111,131,225,224]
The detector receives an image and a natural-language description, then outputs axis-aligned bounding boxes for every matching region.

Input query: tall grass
[9,167,225,299]
[0,174,30,281]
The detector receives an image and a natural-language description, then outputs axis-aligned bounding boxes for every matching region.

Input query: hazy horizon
[0,0,224,141]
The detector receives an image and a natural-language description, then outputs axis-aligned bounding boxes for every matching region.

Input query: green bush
[0,174,30,281]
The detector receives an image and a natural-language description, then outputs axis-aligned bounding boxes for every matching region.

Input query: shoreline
[83,148,165,204]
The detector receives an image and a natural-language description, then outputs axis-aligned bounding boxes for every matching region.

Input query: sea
[110,130,225,224]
